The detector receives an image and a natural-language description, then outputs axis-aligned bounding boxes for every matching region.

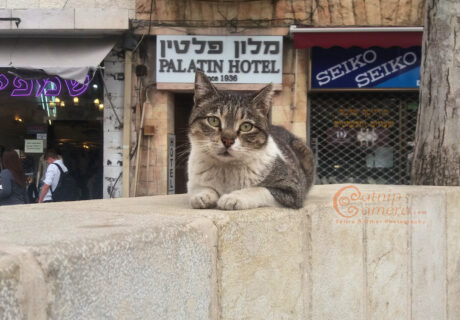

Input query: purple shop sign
[1,73,90,98]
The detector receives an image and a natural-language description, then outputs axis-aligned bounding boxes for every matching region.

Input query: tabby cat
[187,70,315,210]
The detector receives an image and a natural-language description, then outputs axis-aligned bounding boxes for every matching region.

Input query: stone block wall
[272,40,309,140]
[103,49,125,199]
[135,89,174,196]
[0,0,135,32]
[0,185,458,319]
[136,0,425,27]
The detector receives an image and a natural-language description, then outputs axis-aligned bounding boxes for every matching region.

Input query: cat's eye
[207,116,220,127]
[239,122,253,132]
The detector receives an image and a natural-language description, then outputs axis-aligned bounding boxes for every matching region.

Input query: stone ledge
[0,184,459,319]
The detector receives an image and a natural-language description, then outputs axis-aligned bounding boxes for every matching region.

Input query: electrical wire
[109,172,122,198]
[131,0,155,56]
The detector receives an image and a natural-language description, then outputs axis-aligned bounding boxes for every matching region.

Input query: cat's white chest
[196,164,263,194]
[188,137,282,195]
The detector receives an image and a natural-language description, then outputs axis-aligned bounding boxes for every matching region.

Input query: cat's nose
[221,138,235,148]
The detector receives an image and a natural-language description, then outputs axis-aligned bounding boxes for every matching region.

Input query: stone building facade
[129,0,426,196]
[0,0,426,199]
[0,0,135,199]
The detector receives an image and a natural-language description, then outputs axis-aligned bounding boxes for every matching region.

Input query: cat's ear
[194,70,218,106]
[252,83,274,117]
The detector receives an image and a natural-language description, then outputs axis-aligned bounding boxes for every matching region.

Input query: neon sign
[0,73,90,97]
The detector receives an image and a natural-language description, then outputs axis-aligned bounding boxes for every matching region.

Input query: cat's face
[189,71,274,162]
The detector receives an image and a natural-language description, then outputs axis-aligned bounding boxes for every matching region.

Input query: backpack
[50,163,80,202]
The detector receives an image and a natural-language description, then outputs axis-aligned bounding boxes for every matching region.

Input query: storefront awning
[291,26,423,49]
[0,37,117,83]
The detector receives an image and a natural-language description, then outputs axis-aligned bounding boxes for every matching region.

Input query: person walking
[0,149,27,206]
[38,149,69,203]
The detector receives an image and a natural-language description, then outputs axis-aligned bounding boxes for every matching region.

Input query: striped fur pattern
[187,70,315,210]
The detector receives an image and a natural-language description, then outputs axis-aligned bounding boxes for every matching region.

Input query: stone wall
[136,0,425,27]
[103,49,126,199]
[135,89,175,196]
[272,41,309,139]
[0,0,134,32]
[132,0,426,196]
[0,185,458,319]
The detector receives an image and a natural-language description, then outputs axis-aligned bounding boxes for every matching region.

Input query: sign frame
[167,134,176,195]
[309,46,421,91]
[24,139,44,153]
[156,35,283,86]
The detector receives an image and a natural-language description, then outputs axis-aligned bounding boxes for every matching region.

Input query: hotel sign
[156,35,283,84]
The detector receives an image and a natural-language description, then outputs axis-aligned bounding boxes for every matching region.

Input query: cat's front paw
[217,192,251,210]
[190,189,219,209]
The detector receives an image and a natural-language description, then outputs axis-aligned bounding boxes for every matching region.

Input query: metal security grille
[310,92,419,185]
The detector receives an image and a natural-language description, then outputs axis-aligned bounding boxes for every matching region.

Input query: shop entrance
[0,68,104,201]
[310,92,419,185]
[174,93,193,194]
[48,120,103,200]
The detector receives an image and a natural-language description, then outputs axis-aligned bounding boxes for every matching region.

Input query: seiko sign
[311,47,421,89]
[156,35,283,84]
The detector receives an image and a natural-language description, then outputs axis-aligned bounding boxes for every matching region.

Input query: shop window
[310,92,418,185]
[0,69,104,200]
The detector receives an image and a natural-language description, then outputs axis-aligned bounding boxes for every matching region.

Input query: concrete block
[310,199,364,320]
[57,0,95,8]
[104,69,125,95]
[214,209,309,319]
[95,0,135,10]
[104,59,125,73]
[365,191,410,320]
[103,147,123,167]
[410,193,447,319]
[0,185,459,319]
[75,8,129,30]
[0,255,23,318]
[6,0,39,9]
[0,200,217,319]
[12,9,74,30]
[103,96,124,112]
[103,132,122,150]
[39,0,66,9]
[103,52,125,64]
[0,9,11,29]
[446,191,460,320]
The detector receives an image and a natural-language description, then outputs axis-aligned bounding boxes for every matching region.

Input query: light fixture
[55,97,61,103]
[98,103,104,110]
[94,98,100,105]
[73,97,79,104]
[92,84,98,89]
[60,101,65,107]
[49,101,55,108]
[14,115,23,123]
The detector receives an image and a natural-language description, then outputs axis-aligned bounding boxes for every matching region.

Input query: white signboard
[36,133,47,140]
[168,134,175,195]
[156,35,283,84]
[24,139,44,153]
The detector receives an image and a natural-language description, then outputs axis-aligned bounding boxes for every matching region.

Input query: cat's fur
[187,70,315,210]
